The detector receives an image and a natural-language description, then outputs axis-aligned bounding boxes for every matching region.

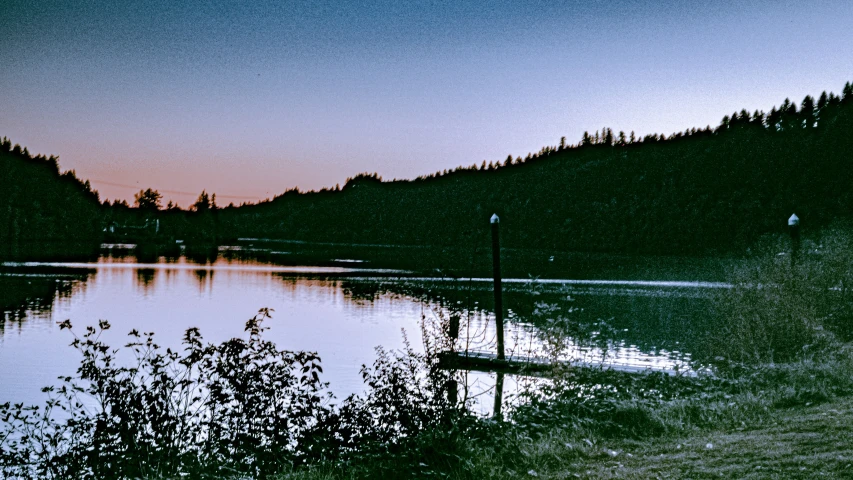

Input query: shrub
[706,227,853,364]
[0,309,472,479]
[1,309,330,479]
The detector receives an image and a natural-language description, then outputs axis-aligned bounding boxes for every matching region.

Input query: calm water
[1,251,722,410]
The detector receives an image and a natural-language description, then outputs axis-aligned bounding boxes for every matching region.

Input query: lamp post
[788,213,800,267]
[490,214,505,361]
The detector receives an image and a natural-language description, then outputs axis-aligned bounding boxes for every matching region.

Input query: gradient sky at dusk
[3,0,852,206]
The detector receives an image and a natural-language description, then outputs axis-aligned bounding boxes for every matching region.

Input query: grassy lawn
[544,397,853,479]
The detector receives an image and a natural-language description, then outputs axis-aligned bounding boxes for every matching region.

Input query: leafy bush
[0,309,475,479]
[0,309,331,479]
[706,228,853,364]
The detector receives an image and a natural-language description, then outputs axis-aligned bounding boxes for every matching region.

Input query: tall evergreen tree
[604,128,614,146]
[766,106,781,131]
[134,188,162,212]
[192,190,212,212]
[801,95,816,129]
[781,98,798,131]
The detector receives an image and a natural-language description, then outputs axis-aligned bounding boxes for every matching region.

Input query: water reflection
[1,271,90,327]
[0,257,426,407]
[1,253,716,415]
[338,278,717,362]
[194,268,213,294]
[136,268,157,293]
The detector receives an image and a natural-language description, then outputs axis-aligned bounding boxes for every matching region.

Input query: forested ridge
[0,138,102,259]
[215,82,853,255]
[4,82,853,258]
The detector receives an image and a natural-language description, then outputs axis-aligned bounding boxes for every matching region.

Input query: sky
[2,0,852,206]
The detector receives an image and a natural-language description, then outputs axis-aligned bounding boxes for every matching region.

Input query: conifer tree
[818,91,829,110]
[134,188,162,211]
[192,190,212,212]
[800,95,816,128]
[781,98,798,130]
[766,106,781,131]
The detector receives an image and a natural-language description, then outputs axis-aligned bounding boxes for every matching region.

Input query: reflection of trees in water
[337,279,715,360]
[341,281,384,301]
[219,248,286,265]
[193,269,215,294]
[1,273,91,330]
[270,274,299,295]
[136,268,157,292]
[267,276,347,308]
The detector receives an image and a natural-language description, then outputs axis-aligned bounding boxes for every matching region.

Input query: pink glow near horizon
[3,0,852,205]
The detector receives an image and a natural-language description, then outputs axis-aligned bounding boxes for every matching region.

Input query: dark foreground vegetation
[3,237,853,479]
[4,81,853,264]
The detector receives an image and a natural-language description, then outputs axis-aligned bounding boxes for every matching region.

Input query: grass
[274,354,853,479]
[518,396,853,479]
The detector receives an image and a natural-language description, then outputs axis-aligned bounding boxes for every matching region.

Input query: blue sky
[2,0,852,205]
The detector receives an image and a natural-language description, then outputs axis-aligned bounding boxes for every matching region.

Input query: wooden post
[493,372,504,419]
[448,314,460,340]
[491,214,505,361]
[447,378,458,405]
[445,313,459,406]
[788,213,800,268]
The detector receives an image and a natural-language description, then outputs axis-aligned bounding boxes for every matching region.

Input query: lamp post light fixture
[788,213,800,267]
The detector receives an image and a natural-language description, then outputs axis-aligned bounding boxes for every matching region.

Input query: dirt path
[569,397,853,479]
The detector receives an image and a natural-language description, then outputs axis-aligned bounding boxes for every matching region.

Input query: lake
[0,246,727,412]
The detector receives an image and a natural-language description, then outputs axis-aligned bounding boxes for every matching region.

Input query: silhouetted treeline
[0,138,103,260]
[11,81,853,260]
[198,82,853,256]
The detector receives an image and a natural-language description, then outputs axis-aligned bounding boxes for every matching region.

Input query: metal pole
[491,214,505,361]
[788,213,800,268]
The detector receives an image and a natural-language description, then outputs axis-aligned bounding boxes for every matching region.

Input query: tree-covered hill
[0,138,103,260]
[213,82,853,256]
[7,81,853,261]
